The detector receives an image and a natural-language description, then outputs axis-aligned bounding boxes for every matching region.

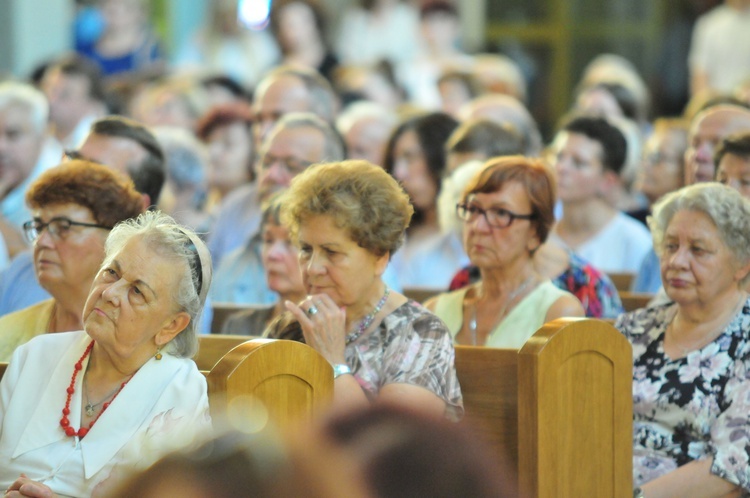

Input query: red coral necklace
[59,340,130,438]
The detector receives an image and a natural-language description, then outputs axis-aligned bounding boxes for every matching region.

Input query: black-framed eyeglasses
[22,217,111,243]
[456,203,536,228]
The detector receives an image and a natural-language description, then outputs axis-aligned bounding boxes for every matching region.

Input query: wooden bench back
[456,318,632,498]
[607,272,635,292]
[619,291,653,312]
[211,302,268,335]
[206,339,333,430]
[196,334,258,371]
[518,318,633,498]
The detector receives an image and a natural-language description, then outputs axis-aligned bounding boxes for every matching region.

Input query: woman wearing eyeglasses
[425,156,584,347]
[0,160,144,361]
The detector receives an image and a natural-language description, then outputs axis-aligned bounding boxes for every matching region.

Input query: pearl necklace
[60,341,130,438]
[345,287,390,345]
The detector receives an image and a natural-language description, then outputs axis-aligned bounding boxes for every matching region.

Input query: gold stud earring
[155,346,162,361]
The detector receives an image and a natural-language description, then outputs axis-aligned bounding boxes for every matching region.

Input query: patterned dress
[615,301,750,492]
[266,301,464,421]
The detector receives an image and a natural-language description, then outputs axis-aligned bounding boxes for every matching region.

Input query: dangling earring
[155,346,162,361]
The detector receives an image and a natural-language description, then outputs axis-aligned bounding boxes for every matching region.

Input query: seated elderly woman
[267,160,463,419]
[0,210,212,497]
[615,183,750,497]
[221,193,306,335]
[0,160,144,361]
[425,156,584,347]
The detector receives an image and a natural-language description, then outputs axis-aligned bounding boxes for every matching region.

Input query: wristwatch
[633,487,645,498]
[332,363,352,379]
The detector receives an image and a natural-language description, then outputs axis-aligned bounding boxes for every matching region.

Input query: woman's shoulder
[384,300,451,338]
[614,301,674,336]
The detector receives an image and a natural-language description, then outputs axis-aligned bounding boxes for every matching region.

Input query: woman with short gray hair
[616,182,750,496]
[0,210,212,496]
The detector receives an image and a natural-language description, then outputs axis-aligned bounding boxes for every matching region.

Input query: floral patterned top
[615,301,750,492]
[448,252,624,319]
[266,300,464,421]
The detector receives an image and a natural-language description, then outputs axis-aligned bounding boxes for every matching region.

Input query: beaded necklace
[60,340,131,438]
[345,287,390,345]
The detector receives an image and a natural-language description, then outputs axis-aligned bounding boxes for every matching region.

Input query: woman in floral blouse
[615,183,750,497]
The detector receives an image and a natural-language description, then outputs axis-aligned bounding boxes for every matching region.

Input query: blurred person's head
[72,115,166,207]
[336,101,397,166]
[579,53,650,123]
[574,82,639,122]
[419,1,461,54]
[638,118,689,204]
[685,104,750,184]
[260,193,305,300]
[322,403,517,498]
[41,54,107,142]
[445,118,524,173]
[0,81,48,197]
[715,132,750,198]
[153,127,209,227]
[201,74,251,106]
[270,0,329,55]
[552,116,627,205]
[129,79,208,132]
[437,70,482,118]
[253,65,338,146]
[459,93,542,156]
[471,54,526,103]
[333,63,404,111]
[98,0,149,33]
[384,112,458,226]
[196,103,255,196]
[257,112,345,200]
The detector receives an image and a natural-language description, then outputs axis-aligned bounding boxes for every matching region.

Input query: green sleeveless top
[433,280,569,348]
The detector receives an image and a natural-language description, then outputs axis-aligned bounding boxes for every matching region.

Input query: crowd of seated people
[3,0,750,495]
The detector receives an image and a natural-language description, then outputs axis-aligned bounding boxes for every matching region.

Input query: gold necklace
[468,276,537,346]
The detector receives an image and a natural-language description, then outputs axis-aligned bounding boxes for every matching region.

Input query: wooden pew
[455,318,633,498]
[619,291,654,312]
[0,362,6,383]
[206,339,333,430]
[196,334,258,371]
[607,272,635,292]
[402,287,442,304]
[211,302,267,335]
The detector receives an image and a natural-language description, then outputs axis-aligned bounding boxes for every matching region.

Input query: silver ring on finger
[307,305,319,316]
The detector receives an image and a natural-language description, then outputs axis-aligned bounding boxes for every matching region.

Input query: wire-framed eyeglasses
[455,203,536,228]
[23,217,111,243]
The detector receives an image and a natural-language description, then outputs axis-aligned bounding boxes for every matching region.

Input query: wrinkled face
[32,203,110,296]
[0,103,44,192]
[553,131,607,203]
[639,128,684,202]
[256,125,325,200]
[83,236,188,361]
[297,215,387,308]
[462,182,539,270]
[42,69,93,133]
[261,222,304,296]
[716,153,750,199]
[344,118,391,166]
[207,121,253,193]
[391,129,438,211]
[252,75,311,146]
[660,210,746,307]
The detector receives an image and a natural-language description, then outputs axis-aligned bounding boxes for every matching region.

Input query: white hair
[0,81,49,134]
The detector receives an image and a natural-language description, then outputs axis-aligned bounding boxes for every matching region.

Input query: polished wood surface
[607,272,635,292]
[0,362,6,382]
[619,291,654,312]
[455,346,519,467]
[196,334,257,371]
[402,287,442,304]
[211,302,266,335]
[207,339,333,430]
[518,318,633,498]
